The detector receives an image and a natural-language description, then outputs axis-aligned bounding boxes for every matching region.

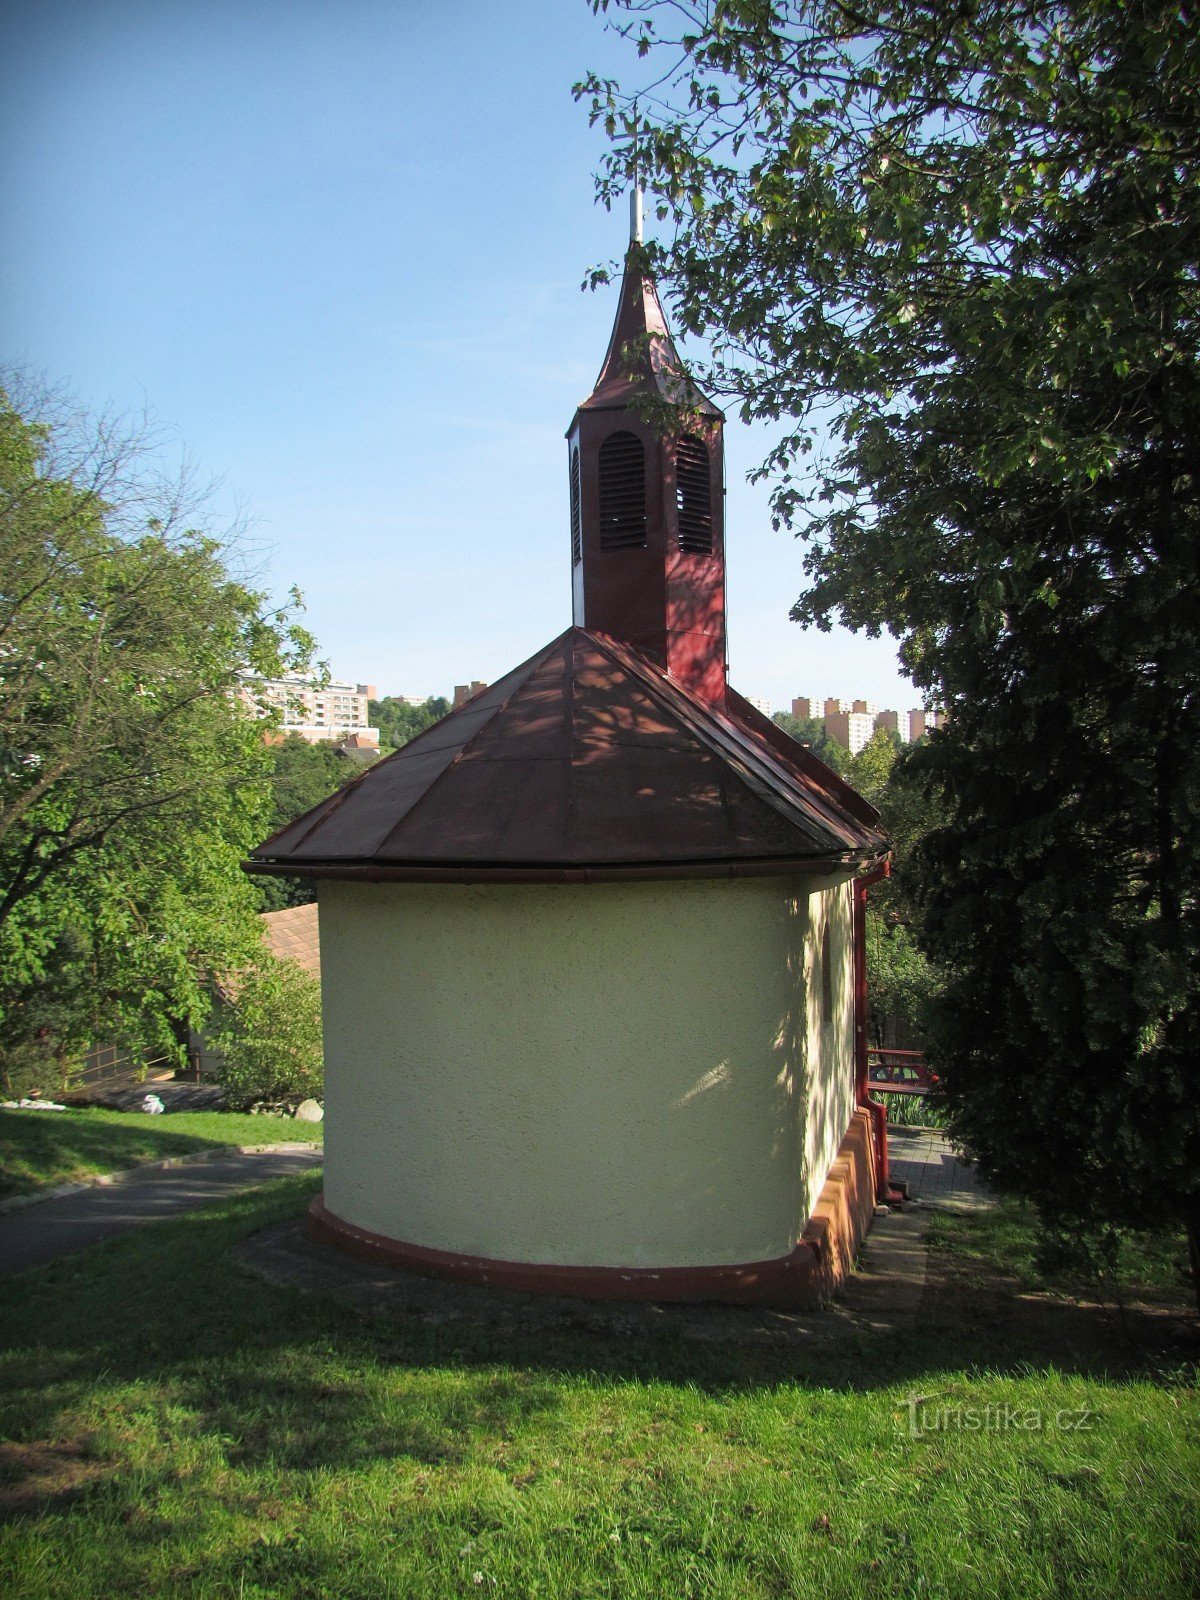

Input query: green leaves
[587,0,1200,1262]
[0,383,316,1078]
[210,953,323,1110]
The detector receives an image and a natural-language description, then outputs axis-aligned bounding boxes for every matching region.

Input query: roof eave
[242,850,890,886]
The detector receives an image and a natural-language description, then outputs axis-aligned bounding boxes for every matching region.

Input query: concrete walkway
[887,1125,991,1211]
[0,1145,323,1276]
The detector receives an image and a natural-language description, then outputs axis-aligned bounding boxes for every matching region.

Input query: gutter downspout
[853,861,902,1203]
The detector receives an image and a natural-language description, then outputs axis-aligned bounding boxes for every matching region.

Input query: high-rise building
[825,710,877,755]
[238,672,379,746]
[789,692,947,752]
[874,709,909,743]
[453,680,489,707]
[905,708,949,741]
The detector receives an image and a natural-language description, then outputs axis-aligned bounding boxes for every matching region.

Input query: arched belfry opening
[675,432,714,555]
[598,431,647,549]
[566,234,728,704]
[569,447,582,566]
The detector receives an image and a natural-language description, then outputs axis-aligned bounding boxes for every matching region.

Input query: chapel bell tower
[566,189,728,704]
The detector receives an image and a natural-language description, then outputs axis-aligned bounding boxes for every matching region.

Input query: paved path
[887,1125,991,1211]
[0,1145,323,1276]
[1,1127,983,1320]
[62,1082,228,1113]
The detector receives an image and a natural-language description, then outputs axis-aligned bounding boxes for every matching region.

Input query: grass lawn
[0,1175,1195,1599]
[929,1196,1195,1309]
[0,1108,323,1200]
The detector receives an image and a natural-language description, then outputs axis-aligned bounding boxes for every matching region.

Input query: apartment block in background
[825,710,878,755]
[906,707,949,742]
[789,694,947,752]
[238,672,380,746]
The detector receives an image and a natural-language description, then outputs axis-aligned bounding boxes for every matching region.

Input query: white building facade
[239,673,379,746]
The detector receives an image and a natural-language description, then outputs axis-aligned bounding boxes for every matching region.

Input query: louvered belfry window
[598,431,647,550]
[569,447,582,564]
[675,433,713,554]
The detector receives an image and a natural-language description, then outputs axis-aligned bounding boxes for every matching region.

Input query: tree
[255,734,377,911]
[770,709,845,770]
[369,695,450,753]
[0,378,315,1082]
[581,2,1200,1292]
[841,729,944,1045]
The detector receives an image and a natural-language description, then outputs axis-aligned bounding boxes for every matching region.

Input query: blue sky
[1,0,916,712]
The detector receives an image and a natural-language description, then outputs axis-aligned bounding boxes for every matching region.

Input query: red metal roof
[245,628,888,884]
[576,246,723,419]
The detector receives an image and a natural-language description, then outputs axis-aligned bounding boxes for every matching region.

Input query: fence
[866,1047,935,1095]
[68,1041,175,1097]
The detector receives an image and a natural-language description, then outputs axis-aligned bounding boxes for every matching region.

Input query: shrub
[210,955,323,1110]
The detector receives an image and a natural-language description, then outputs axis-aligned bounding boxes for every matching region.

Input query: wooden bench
[867,1047,935,1095]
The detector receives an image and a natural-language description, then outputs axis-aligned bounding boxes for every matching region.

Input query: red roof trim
[724,687,883,832]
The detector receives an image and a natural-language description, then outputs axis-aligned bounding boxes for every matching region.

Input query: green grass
[0,1108,323,1199]
[929,1195,1194,1309]
[0,1176,1195,1599]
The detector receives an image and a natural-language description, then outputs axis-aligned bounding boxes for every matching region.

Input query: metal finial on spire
[629,108,643,244]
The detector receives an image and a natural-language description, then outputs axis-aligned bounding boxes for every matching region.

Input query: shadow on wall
[650,882,819,1252]
[770,887,809,1222]
[800,881,857,1221]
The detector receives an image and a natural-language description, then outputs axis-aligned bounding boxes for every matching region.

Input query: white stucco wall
[317,872,858,1269]
[801,878,858,1220]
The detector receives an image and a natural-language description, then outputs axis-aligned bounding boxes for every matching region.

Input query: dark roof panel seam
[251,665,530,858]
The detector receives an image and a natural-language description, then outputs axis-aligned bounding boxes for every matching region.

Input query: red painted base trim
[799,1108,883,1299]
[307,1107,880,1311]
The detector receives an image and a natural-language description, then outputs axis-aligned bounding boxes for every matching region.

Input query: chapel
[246,200,893,1307]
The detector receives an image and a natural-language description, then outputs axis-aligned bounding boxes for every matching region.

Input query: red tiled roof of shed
[245,628,887,884]
[261,903,321,973]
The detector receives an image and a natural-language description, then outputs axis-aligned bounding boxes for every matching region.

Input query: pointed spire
[578,130,718,417]
[578,239,721,417]
[566,199,728,705]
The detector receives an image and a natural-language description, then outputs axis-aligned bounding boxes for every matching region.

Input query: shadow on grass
[0,1174,1195,1490]
[0,1109,242,1198]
